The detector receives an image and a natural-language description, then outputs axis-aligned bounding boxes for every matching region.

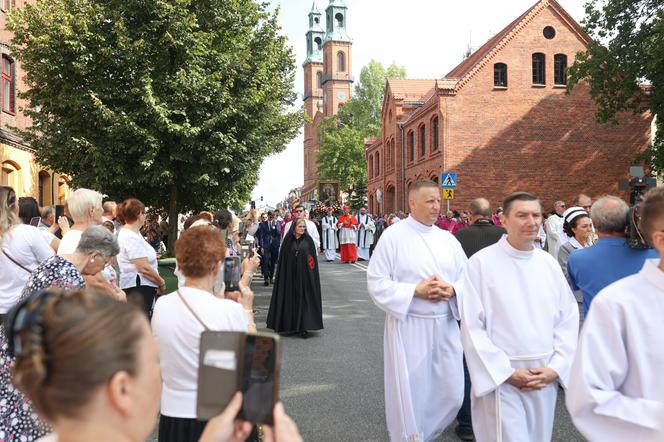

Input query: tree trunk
[167,183,179,255]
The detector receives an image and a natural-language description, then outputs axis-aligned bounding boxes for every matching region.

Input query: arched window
[494,63,507,87]
[419,124,426,157]
[388,109,392,123]
[375,152,380,177]
[2,55,15,114]
[431,116,439,151]
[408,131,414,162]
[532,53,545,85]
[554,54,567,85]
[314,36,322,51]
[369,194,374,214]
[337,51,345,72]
[316,71,322,89]
[368,154,374,179]
[1,160,20,190]
[335,12,344,28]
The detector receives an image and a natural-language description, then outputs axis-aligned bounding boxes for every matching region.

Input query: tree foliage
[568,0,664,172]
[9,0,303,248]
[316,60,405,198]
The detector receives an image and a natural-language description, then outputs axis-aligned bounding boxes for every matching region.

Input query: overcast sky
[251,0,586,206]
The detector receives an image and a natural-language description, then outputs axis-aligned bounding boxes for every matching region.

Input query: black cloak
[266,230,323,333]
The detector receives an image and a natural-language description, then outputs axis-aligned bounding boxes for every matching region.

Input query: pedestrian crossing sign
[443,189,455,200]
[441,172,457,189]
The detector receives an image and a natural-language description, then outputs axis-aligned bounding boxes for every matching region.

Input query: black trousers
[125,285,157,318]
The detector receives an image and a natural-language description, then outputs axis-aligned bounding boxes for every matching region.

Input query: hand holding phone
[198,332,281,425]
[224,256,241,292]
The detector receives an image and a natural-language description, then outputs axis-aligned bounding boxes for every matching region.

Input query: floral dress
[0,255,84,441]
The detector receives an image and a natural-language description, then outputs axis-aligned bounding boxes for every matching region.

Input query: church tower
[302,1,325,191]
[302,0,353,200]
[322,0,352,116]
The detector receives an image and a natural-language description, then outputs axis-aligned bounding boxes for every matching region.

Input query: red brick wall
[368,4,652,215]
[0,0,32,135]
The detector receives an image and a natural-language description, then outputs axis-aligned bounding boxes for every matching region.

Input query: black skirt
[158,414,207,442]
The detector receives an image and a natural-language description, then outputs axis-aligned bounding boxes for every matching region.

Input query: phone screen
[240,335,277,425]
[223,256,241,291]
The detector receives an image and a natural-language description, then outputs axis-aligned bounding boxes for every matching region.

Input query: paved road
[250,257,586,442]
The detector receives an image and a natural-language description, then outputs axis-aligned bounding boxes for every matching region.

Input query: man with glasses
[282,205,320,252]
[545,200,566,258]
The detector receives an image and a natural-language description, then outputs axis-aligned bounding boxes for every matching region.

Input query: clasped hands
[414,275,455,303]
[506,367,558,391]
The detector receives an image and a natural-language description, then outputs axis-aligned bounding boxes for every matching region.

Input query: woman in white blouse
[117,198,165,316]
[152,226,255,442]
[0,186,53,317]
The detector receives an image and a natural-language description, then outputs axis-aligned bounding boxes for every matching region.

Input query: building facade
[0,0,71,206]
[366,0,652,215]
[301,0,352,202]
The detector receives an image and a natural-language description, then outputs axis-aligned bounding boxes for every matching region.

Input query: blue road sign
[441,172,457,189]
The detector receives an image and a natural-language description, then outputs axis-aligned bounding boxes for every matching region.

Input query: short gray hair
[76,225,120,258]
[590,196,629,234]
[67,188,103,222]
[41,206,55,218]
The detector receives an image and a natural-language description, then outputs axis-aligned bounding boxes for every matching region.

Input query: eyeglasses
[295,209,303,213]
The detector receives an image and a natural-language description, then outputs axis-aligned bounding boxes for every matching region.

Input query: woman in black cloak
[266,217,323,338]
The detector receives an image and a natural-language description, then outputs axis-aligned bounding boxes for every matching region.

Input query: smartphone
[197,331,280,425]
[239,333,280,425]
[223,256,241,292]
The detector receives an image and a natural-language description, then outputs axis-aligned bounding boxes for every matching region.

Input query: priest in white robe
[459,192,579,442]
[566,187,664,442]
[368,180,468,442]
[282,204,320,251]
[321,207,338,262]
[356,207,375,261]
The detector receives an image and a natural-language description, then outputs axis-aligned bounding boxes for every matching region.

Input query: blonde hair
[66,188,103,222]
[0,186,20,244]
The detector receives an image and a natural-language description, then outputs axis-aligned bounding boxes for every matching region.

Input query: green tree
[316,60,405,194]
[568,0,664,172]
[9,0,303,250]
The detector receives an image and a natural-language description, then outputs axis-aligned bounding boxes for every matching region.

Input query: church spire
[304,0,324,64]
[324,0,351,43]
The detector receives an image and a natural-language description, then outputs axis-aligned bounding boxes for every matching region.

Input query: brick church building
[366,0,653,215]
[301,0,352,202]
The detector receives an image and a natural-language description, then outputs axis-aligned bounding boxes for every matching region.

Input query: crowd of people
[0,185,303,442]
[0,179,662,442]
[366,180,663,442]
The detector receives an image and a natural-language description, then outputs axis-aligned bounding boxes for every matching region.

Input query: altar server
[368,180,467,442]
[566,187,664,442]
[321,207,338,262]
[356,207,375,261]
[459,191,578,442]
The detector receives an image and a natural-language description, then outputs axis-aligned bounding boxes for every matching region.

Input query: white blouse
[0,224,53,313]
[117,228,158,289]
[152,287,248,418]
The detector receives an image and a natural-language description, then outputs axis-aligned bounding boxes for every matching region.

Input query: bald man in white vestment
[566,188,664,442]
[459,192,579,442]
[368,180,468,442]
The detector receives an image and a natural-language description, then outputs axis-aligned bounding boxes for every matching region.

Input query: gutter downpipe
[398,122,405,212]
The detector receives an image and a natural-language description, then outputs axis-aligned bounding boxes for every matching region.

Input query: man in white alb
[368,180,468,442]
[566,187,664,442]
[356,206,375,261]
[459,192,579,442]
[321,207,338,262]
[545,200,566,258]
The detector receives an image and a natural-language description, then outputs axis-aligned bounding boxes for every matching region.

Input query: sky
[251,0,587,206]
